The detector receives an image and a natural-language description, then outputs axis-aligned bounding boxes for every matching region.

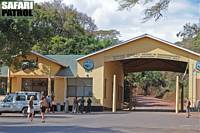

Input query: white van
[0,92,41,115]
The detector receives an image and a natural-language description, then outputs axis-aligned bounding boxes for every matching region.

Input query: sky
[36,0,200,43]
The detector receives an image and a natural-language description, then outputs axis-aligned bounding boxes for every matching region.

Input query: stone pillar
[176,76,179,114]
[7,68,10,93]
[112,74,116,112]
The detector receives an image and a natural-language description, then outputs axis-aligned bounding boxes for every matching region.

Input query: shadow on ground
[0,126,123,133]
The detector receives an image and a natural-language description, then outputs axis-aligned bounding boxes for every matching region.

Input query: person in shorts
[27,96,34,122]
[40,95,48,123]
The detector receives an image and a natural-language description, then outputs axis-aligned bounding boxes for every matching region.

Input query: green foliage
[143,0,170,22]
[176,22,200,53]
[116,0,170,22]
[0,0,120,66]
[177,23,200,39]
[32,0,120,55]
[0,18,35,66]
[126,71,166,96]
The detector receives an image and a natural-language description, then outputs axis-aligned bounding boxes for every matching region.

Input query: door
[2,95,14,111]
[15,95,26,112]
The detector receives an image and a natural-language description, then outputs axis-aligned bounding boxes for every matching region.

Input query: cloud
[36,0,200,43]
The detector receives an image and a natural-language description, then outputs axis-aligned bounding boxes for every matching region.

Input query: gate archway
[77,34,200,112]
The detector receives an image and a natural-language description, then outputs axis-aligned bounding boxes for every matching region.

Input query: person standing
[64,97,69,113]
[186,98,191,118]
[40,95,48,123]
[27,96,34,122]
[87,97,92,113]
[80,97,85,114]
[72,97,78,113]
[132,96,137,110]
[51,94,56,113]
[46,95,52,112]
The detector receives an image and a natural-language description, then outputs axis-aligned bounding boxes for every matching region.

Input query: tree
[176,22,200,53]
[126,71,166,96]
[32,0,120,55]
[116,0,170,21]
[0,0,36,66]
[0,18,35,66]
[177,23,200,39]
[0,0,120,65]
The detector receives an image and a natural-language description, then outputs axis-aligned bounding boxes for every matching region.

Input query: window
[84,86,92,96]
[22,78,48,95]
[16,95,26,101]
[77,86,84,96]
[67,78,93,97]
[68,86,76,96]
[27,95,37,100]
[0,78,7,95]
[3,95,13,102]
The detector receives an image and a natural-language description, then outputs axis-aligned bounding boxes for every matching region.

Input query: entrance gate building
[1,34,199,112]
[77,34,200,112]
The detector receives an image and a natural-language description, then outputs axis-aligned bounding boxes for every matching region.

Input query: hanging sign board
[196,61,200,71]
[83,59,94,71]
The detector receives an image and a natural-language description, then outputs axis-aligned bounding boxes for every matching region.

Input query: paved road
[0,112,199,133]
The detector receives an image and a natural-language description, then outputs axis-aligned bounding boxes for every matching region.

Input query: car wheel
[22,107,28,116]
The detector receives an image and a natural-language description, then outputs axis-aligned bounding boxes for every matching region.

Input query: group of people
[46,95,56,113]
[72,97,92,114]
[27,94,56,123]
[27,94,93,122]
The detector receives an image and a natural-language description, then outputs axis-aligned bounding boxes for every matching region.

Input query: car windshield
[3,95,13,102]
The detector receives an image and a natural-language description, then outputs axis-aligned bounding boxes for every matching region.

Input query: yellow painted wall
[9,53,66,104]
[11,76,66,104]
[103,61,124,108]
[77,37,200,108]
[10,53,62,76]
[188,59,198,106]
[11,77,21,92]
[101,38,200,63]
[196,71,200,101]
[54,77,65,104]
[11,76,48,93]
[77,55,104,105]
